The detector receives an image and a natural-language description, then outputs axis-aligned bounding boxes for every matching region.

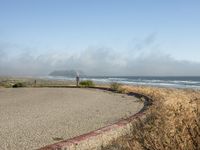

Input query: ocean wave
[43,76,200,89]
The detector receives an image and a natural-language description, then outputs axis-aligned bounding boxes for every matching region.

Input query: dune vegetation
[79,80,95,87]
[103,85,200,150]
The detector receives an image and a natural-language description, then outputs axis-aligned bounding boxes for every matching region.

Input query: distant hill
[49,70,85,77]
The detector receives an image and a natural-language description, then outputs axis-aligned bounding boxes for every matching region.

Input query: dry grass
[103,86,200,150]
[0,77,74,87]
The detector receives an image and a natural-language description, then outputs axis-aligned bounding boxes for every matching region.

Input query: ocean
[46,76,200,89]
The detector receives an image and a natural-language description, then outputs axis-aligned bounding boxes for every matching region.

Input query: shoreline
[0,76,200,90]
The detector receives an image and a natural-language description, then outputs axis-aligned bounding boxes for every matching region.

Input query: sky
[0,0,200,76]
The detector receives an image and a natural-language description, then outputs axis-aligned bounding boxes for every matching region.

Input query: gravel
[0,88,143,150]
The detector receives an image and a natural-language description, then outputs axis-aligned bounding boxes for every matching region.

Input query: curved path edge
[38,87,152,150]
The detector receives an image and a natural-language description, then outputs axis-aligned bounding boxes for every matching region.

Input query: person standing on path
[34,80,37,87]
[76,72,80,87]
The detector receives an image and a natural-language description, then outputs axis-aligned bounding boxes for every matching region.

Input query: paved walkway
[0,88,143,150]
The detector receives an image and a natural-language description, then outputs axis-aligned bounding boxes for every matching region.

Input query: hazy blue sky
[0,0,200,76]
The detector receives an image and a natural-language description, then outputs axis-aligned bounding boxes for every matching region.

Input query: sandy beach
[0,88,143,150]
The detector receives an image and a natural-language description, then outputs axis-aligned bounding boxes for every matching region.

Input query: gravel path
[0,88,143,150]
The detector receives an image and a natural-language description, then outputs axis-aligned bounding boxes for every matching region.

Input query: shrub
[12,82,26,88]
[110,82,122,91]
[79,80,95,87]
[0,81,12,88]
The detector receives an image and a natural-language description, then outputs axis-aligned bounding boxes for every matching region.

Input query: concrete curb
[38,89,152,150]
